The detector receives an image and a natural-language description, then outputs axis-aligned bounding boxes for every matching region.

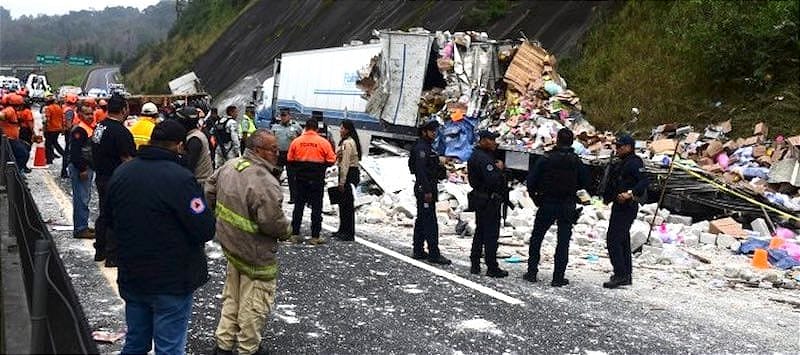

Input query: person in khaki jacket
[205,129,290,355]
[332,119,362,241]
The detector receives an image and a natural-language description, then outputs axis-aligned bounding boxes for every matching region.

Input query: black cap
[150,120,186,142]
[477,129,499,140]
[615,134,635,147]
[175,106,199,121]
[107,93,127,113]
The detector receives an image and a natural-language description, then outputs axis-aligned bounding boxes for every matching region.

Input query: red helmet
[65,93,79,104]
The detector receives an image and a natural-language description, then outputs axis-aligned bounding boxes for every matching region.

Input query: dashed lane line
[39,171,120,298]
[320,223,526,306]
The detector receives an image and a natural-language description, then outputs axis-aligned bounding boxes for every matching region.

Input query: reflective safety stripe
[216,202,259,234]
[222,248,279,281]
[235,159,251,172]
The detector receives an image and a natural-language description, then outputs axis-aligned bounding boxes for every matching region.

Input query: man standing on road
[61,94,79,178]
[130,102,159,149]
[271,109,302,203]
[468,130,508,278]
[69,104,97,239]
[202,107,220,166]
[602,134,648,289]
[176,106,214,185]
[287,118,336,245]
[92,94,136,267]
[206,130,290,355]
[239,104,257,154]
[108,120,215,354]
[409,118,451,265]
[525,128,589,286]
[43,95,66,165]
[0,93,29,173]
[214,105,241,167]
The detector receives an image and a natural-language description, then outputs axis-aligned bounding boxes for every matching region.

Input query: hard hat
[8,94,24,106]
[175,106,199,121]
[141,102,158,116]
[98,99,108,107]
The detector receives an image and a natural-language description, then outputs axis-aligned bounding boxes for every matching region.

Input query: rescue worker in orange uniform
[61,93,80,178]
[286,118,336,245]
[0,94,30,172]
[43,95,67,164]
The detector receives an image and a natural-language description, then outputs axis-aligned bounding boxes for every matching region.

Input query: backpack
[214,117,232,144]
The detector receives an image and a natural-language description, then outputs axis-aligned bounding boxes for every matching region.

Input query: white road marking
[319,223,525,306]
[40,171,120,297]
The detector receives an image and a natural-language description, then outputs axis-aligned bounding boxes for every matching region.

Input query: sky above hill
[3,0,162,18]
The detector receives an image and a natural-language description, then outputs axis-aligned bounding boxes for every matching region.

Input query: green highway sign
[35,54,62,65]
[67,56,94,66]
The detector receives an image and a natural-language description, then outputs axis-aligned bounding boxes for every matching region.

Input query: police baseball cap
[615,134,635,147]
[477,129,499,140]
[106,93,127,113]
[175,106,199,121]
[150,120,186,143]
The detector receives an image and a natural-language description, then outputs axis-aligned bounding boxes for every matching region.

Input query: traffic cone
[751,248,770,269]
[32,144,47,168]
[768,236,784,249]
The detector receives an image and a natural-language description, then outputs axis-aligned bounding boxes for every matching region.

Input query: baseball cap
[476,129,499,140]
[107,93,127,113]
[420,118,440,130]
[175,106,199,120]
[615,134,635,147]
[150,120,186,143]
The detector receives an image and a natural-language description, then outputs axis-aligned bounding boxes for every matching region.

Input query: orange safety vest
[74,119,95,138]
[45,104,65,132]
[19,108,34,129]
[93,108,107,123]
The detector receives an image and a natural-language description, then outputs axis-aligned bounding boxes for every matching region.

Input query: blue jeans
[9,139,30,172]
[120,289,193,355]
[68,164,94,234]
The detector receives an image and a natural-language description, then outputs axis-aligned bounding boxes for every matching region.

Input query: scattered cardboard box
[787,135,800,147]
[753,145,767,158]
[704,140,724,157]
[754,122,768,137]
[651,139,677,154]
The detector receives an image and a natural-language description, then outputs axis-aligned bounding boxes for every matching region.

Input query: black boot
[470,263,480,275]
[411,251,429,260]
[603,275,630,289]
[486,268,508,278]
[522,272,538,283]
[551,278,570,287]
[428,255,452,265]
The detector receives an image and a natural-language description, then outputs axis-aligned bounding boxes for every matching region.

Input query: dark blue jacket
[468,148,506,196]
[107,145,216,295]
[527,146,590,204]
[409,138,445,199]
[603,152,649,207]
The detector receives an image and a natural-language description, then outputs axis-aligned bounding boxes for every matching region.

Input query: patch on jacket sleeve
[190,197,206,214]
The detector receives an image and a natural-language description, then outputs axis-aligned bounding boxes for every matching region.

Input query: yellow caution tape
[672,162,800,223]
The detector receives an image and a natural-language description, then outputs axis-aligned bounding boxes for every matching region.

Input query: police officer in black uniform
[524,128,589,286]
[468,130,509,278]
[602,134,649,289]
[409,118,451,265]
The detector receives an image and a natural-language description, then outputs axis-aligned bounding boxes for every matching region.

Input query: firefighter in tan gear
[205,129,290,355]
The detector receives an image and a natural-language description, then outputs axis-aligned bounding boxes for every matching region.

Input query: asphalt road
[83,67,119,93]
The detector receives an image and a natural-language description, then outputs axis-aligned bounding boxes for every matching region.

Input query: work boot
[551,278,570,287]
[73,229,95,239]
[308,237,326,246]
[470,264,481,275]
[486,268,508,278]
[602,275,630,289]
[93,252,106,262]
[338,233,355,242]
[104,259,117,268]
[213,347,234,355]
[289,235,304,244]
[428,255,452,265]
[522,272,538,283]
[411,251,429,260]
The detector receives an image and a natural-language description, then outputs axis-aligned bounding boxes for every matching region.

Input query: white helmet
[141,102,158,116]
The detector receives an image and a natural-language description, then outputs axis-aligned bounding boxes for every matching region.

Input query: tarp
[435,117,478,161]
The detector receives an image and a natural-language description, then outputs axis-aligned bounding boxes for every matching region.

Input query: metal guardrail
[0,134,98,354]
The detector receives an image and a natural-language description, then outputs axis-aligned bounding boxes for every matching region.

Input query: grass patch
[123,0,254,93]
[561,0,800,138]
[42,65,98,89]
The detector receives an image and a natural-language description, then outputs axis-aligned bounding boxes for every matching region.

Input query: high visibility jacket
[0,106,19,139]
[94,108,107,123]
[44,103,65,132]
[129,117,156,149]
[287,130,336,182]
[19,108,34,129]
[205,150,290,281]
[240,114,256,137]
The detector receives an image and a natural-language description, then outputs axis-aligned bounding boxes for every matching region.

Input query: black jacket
[107,145,216,295]
[603,152,649,207]
[91,118,136,177]
[527,146,590,204]
[409,138,445,199]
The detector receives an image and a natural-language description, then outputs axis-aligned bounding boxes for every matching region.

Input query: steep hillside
[0,2,175,64]
[126,0,611,95]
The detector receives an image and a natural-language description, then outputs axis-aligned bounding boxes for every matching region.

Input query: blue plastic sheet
[739,237,800,270]
[434,117,478,161]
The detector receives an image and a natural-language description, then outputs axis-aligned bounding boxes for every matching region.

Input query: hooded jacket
[205,150,290,281]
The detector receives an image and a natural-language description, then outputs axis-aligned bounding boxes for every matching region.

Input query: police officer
[524,128,589,286]
[409,118,450,265]
[468,130,508,277]
[271,109,302,203]
[602,134,649,289]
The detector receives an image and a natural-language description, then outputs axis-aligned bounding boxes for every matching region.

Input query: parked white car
[86,88,108,98]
